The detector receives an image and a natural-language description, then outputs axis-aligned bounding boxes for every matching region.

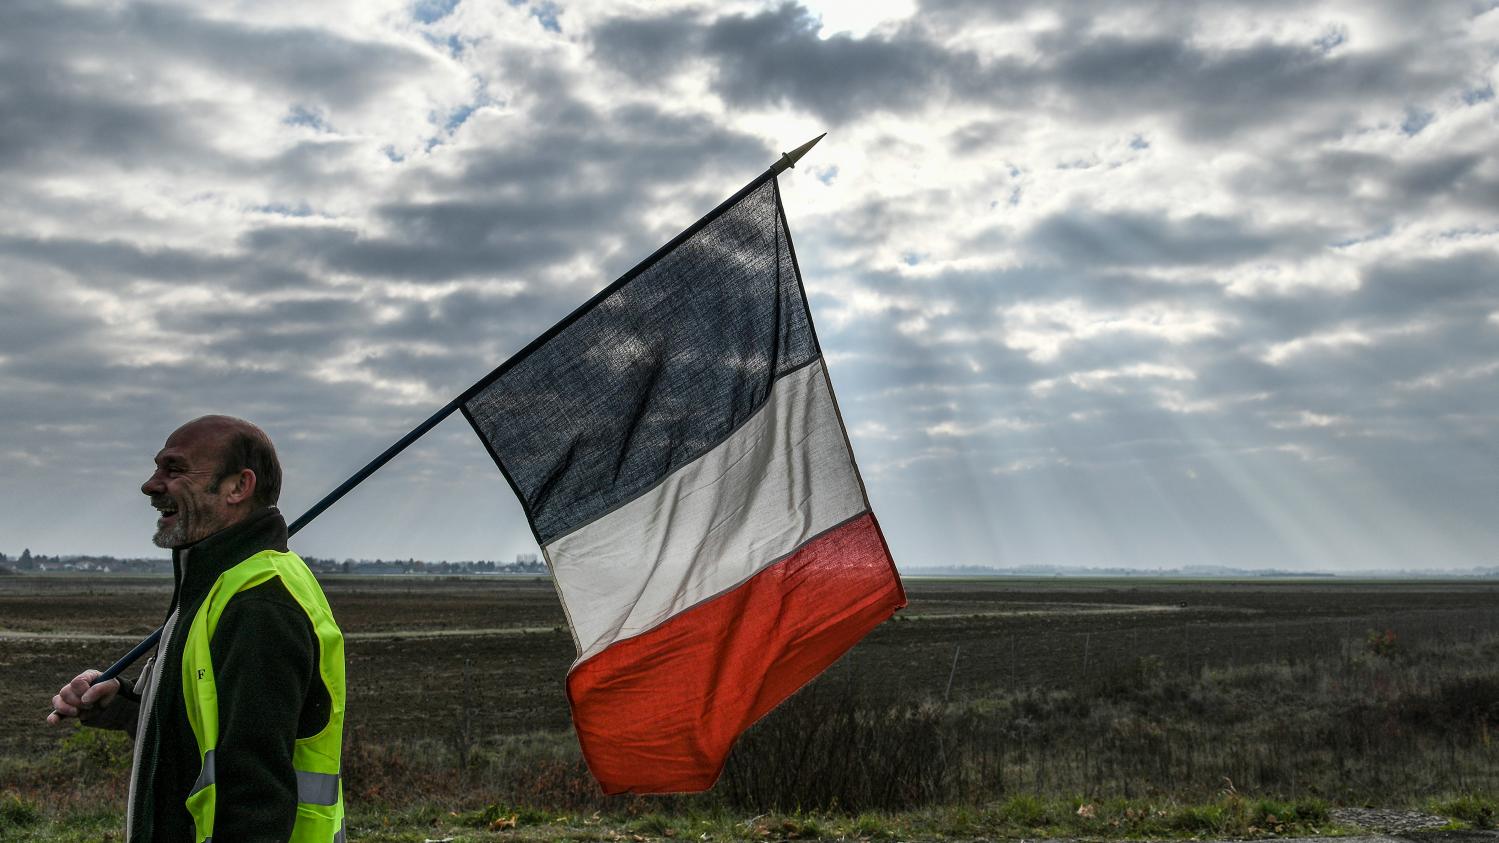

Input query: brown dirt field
[6,574,1499,761]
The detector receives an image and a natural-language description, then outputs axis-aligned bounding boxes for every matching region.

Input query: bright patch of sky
[801,0,916,37]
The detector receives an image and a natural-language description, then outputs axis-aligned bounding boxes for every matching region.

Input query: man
[48,415,346,843]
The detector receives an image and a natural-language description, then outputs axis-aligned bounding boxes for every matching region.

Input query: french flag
[462,177,906,794]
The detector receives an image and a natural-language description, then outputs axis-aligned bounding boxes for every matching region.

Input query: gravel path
[1330,808,1460,835]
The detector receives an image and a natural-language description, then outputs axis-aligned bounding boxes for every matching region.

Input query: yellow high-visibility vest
[179,550,346,843]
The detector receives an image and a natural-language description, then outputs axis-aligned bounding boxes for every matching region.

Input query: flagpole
[307,133,825,535]
[59,132,827,700]
[449,132,826,404]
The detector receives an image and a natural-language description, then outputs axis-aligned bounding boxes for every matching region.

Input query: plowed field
[6,574,1499,759]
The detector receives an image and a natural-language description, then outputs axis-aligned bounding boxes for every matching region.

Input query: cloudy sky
[2,0,1496,571]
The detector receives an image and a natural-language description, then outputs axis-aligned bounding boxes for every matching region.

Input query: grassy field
[4,573,1499,838]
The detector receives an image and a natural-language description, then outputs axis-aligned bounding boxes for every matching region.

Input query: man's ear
[223,468,258,506]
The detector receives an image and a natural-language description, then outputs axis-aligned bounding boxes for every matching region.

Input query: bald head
[191,415,282,509]
[141,416,282,548]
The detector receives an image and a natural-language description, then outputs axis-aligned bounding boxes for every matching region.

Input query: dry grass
[7,576,1499,835]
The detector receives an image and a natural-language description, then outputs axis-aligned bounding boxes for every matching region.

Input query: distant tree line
[301,554,548,575]
[1,550,170,574]
[3,549,548,576]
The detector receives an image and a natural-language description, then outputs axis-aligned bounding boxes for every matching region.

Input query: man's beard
[151,494,188,548]
[153,486,230,548]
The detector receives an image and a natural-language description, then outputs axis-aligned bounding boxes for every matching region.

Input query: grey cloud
[420,45,772,215]
[1039,33,1443,139]
[369,287,579,350]
[1231,148,1495,221]
[0,56,210,173]
[1214,249,1499,355]
[1195,294,1497,425]
[592,3,1468,137]
[591,13,707,79]
[381,194,621,245]
[0,234,244,284]
[1350,250,1499,320]
[947,120,1027,156]
[811,195,919,254]
[825,240,1497,503]
[258,99,774,285]
[0,2,436,114]
[440,102,768,200]
[1039,332,1213,375]
[701,5,989,124]
[918,0,1473,40]
[244,207,588,283]
[815,258,1233,355]
[1228,290,1352,344]
[917,0,1300,16]
[150,296,374,343]
[1024,209,1317,268]
[0,233,320,296]
[596,4,1021,125]
[253,140,369,193]
[127,7,435,111]
[0,1,439,182]
[823,235,1492,447]
[351,346,478,383]
[0,279,108,364]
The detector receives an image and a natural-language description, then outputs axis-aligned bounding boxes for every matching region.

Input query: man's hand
[47,669,120,725]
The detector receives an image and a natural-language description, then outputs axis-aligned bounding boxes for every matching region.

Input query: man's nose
[142,472,163,496]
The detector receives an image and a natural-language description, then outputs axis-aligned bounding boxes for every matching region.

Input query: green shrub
[56,726,133,775]
[628,812,678,837]
[1170,803,1228,833]
[1251,799,1291,828]
[0,791,40,827]
[464,803,557,828]
[1366,629,1399,658]
[770,813,827,839]
[1433,794,1498,828]
[1288,798,1330,823]
[851,811,892,837]
[935,805,977,835]
[991,794,1053,827]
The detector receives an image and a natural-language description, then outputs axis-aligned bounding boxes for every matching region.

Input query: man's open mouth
[155,503,179,527]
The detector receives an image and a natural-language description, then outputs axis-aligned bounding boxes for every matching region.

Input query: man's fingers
[65,670,103,703]
[48,669,106,724]
[52,692,78,717]
[80,678,119,706]
[59,678,90,708]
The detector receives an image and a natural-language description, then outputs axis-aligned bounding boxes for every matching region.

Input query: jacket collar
[171,507,290,606]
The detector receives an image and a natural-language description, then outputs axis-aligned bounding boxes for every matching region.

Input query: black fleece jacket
[122,508,333,843]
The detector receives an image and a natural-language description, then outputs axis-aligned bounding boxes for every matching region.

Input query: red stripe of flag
[567,511,905,794]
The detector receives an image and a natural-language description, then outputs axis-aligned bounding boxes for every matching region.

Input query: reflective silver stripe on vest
[195,750,336,808]
[296,770,340,806]
[191,749,216,796]
[334,821,346,843]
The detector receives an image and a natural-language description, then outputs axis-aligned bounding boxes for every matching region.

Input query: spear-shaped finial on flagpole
[774,133,827,176]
